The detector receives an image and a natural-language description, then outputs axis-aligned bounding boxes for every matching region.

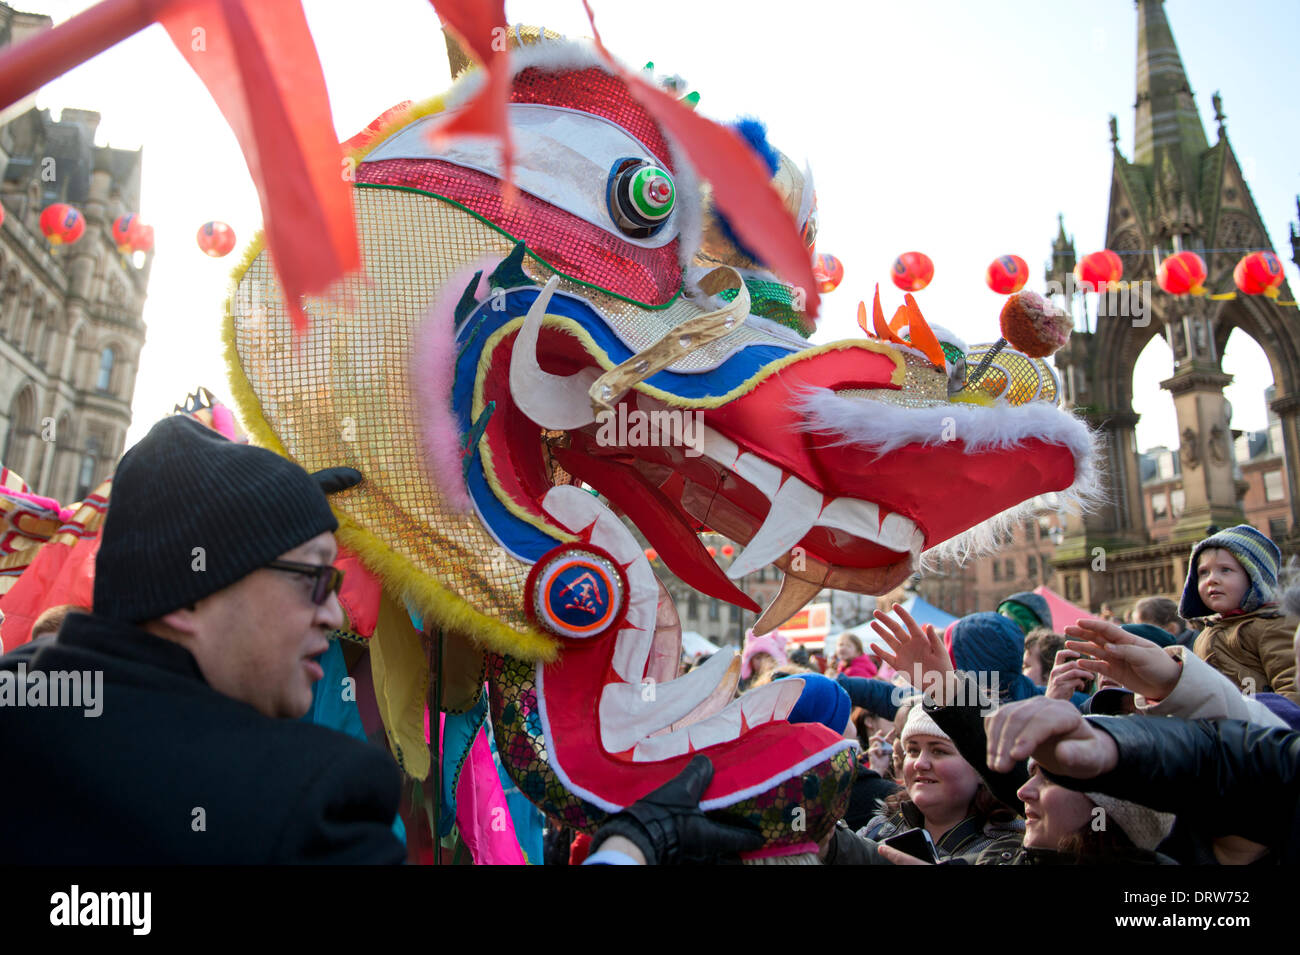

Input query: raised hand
[984,697,1118,777]
[1045,647,1093,701]
[1062,618,1182,702]
[870,603,954,703]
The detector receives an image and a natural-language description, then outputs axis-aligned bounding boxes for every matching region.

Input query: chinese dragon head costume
[209,30,1095,855]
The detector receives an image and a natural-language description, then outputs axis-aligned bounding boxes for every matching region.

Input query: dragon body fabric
[219,34,1094,856]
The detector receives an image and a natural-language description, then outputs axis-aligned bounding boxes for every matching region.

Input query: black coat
[0,612,405,864]
[1051,716,1300,865]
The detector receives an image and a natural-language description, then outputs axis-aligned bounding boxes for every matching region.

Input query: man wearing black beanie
[0,416,405,864]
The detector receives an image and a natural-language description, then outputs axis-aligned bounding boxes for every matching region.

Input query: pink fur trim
[410,259,499,515]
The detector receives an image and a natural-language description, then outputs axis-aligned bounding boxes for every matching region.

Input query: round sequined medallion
[526,545,627,639]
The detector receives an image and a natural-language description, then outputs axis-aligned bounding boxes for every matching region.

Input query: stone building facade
[0,4,150,501]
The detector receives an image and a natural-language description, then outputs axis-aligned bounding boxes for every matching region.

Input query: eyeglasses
[264,559,344,606]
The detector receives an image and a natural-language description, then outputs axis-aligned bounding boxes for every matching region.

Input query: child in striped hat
[1178,524,1297,704]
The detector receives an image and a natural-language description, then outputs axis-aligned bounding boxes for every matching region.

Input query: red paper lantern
[986,254,1029,294]
[1074,250,1123,291]
[644,548,657,562]
[39,203,84,246]
[721,544,734,557]
[812,252,844,293]
[196,220,237,258]
[891,251,934,292]
[1157,251,1207,296]
[706,545,718,557]
[111,214,140,253]
[0,202,5,229]
[1233,251,1285,298]
[130,223,155,255]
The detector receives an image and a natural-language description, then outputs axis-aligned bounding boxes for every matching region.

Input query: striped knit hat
[1178,524,1280,619]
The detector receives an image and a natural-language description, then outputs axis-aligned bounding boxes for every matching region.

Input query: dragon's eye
[608,158,674,237]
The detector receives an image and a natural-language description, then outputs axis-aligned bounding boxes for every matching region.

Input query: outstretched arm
[987,697,1300,852]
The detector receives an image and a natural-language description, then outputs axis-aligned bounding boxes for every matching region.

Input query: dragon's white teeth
[732,451,783,499]
[661,653,741,733]
[815,496,922,554]
[508,275,603,430]
[700,426,740,470]
[880,512,918,551]
[817,497,881,538]
[726,476,822,580]
[599,647,738,751]
[632,678,804,762]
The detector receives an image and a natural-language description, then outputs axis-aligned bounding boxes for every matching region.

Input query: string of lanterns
[31,203,242,261]
[885,246,1294,305]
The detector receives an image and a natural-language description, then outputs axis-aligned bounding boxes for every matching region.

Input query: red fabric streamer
[581,0,820,326]
[158,0,359,334]
[427,0,514,202]
[0,0,363,335]
[0,535,99,652]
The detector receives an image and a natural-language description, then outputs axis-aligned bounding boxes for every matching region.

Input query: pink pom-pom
[999,290,1071,358]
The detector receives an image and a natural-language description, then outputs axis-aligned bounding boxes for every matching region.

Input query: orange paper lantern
[891,251,934,292]
[130,223,155,255]
[111,214,140,253]
[1157,251,1207,296]
[1233,251,1285,298]
[196,220,237,258]
[644,548,657,562]
[1074,250,1123,291]
[812,252,844,293]
[986,254,1029,295]
[39,203,84,246]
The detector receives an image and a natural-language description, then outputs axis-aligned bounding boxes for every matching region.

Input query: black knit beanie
[93,416,338,623]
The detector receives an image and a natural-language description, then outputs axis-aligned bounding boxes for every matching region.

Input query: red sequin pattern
[510,67,672,169]
[357,158,681,306]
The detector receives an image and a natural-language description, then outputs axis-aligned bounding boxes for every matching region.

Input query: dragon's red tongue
[551,445,758,613]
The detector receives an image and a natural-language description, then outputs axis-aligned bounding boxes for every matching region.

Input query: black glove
[589,756,763,864]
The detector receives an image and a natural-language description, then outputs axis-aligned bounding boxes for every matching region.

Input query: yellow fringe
[334,514,558,663]
[350,93,452,166]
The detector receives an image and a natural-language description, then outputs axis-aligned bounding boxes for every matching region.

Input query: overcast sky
[28,0,1300,453]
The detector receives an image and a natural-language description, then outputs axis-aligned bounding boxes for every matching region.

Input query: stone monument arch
[1049,0,1299,611]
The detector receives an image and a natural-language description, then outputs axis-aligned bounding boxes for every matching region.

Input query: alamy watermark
[889,666,1002,716]
[1047,276,1152,328]
[594,404,704,457]
[0,663,102,717]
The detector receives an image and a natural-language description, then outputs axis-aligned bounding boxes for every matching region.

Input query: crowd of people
[701,522,1298,865]
[2,415,1298,867]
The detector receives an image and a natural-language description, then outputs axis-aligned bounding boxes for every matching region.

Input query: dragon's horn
[902,293,946,370]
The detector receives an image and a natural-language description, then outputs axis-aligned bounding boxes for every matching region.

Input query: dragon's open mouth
[444,270,1093,813]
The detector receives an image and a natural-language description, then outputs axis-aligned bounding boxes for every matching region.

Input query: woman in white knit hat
[822,701,1024,864]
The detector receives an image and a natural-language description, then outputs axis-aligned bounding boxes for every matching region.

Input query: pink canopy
[1033,585,1090,632]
